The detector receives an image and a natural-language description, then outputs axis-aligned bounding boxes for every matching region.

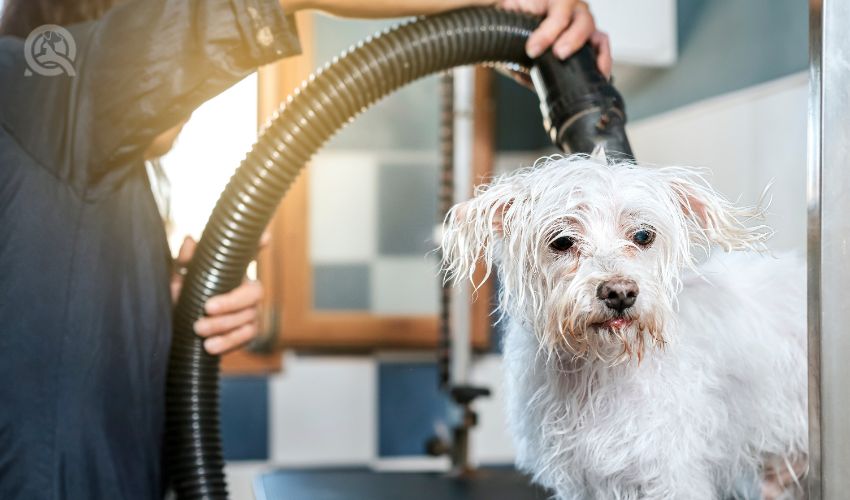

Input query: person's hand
[498,0,612,78]
[171,235,267,356]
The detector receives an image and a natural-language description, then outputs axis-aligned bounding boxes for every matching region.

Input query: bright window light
[158,75,258,254]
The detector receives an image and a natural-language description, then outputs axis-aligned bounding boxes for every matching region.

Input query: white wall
[628,73,808,253]
[588,0,677,66]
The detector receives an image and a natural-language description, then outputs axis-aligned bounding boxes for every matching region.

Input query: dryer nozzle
[531,46,633,161]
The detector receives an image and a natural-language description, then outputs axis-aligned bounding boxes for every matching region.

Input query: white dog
[441,155,807,499]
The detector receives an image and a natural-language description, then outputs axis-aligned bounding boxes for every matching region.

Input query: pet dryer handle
[531,45,633,161]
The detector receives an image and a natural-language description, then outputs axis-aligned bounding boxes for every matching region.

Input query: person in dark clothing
[0,0,610,498]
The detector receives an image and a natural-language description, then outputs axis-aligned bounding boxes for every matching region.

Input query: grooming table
[255,467,550,500]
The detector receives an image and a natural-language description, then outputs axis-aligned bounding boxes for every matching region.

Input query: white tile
[309,153,377,263]
[371,257,440,315]
[469,354,517,465]
[589,0,677,66]
[224,461,271,500]
[270,353,376,465]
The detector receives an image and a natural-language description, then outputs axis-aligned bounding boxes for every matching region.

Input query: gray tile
[314,14,439,151]
[377,163,438,256]
[309,154,377,263]
[371,258,440,315]
[313,264,371,311]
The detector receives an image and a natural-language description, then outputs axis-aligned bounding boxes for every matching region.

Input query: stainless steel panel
[808,0,850,497]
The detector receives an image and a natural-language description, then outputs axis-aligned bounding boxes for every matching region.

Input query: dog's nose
[596,278,639,312]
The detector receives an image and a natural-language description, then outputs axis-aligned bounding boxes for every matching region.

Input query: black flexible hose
[165,7,629,499]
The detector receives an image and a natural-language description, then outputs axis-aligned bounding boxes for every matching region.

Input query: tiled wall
[308,12,443,317]
[220,352,514,466]
[309,152,441,315]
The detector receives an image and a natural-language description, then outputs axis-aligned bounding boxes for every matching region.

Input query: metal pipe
[450,66,476,387]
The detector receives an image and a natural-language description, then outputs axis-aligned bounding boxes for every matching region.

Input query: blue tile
[221,376,269,461]
[378,362,451,457]
[313,264,371,311]
[377,164,438,256]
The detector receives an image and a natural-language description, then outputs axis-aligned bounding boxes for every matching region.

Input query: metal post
[449,66,476,387]
[807,0,850,497]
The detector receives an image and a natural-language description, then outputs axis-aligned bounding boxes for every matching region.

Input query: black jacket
[0,1,299,498]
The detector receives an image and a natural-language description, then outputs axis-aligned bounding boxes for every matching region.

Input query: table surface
[255,467,551,500]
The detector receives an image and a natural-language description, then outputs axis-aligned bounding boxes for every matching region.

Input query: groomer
[0,0,610,498]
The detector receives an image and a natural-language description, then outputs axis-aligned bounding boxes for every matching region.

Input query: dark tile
[221,376,269,461]
[495,73,551,152]
[488,275,504,354]
[377,164,438,256]
[313,263,371,311]
[378,362,450,457]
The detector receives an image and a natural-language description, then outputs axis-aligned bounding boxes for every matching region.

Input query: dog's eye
[632,228,656,247]
[549,236,574,252]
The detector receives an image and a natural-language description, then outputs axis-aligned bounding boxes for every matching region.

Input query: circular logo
[24,25,77,77]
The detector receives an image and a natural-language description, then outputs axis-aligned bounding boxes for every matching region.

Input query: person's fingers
[204,280,264,315]
[507,68,535,90]
[260,230,272,249]
[551,3,595,60]
[203,322,259,355]
[194,306,258,337]
[171,236,197,303]
[590,30,612,78]
[526,0,577,59]
[499,0,545,15]
[175,236,196,265]
[170,278,182,304]
[498,0,519,11]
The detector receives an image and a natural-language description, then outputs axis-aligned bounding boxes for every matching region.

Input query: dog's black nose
[596,278,639,312]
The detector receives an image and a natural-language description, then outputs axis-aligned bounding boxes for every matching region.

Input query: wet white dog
[441,155,807,499]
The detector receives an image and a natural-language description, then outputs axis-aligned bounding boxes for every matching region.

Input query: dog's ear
[440,182,518,288]
[665,169,770,252]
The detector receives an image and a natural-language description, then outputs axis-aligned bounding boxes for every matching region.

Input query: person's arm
[284,0,492,18]
[287,0,610,72]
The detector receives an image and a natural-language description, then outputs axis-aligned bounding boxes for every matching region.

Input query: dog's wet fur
[442,155,806,499]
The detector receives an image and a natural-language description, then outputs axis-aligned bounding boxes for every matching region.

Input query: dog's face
[442,156,767,363]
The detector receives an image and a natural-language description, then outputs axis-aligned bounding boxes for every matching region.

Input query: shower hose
[165,6,630,499]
